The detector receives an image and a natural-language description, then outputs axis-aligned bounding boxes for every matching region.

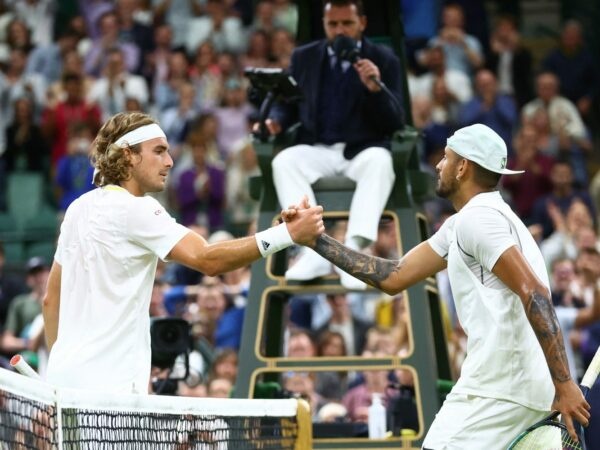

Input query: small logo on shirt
[154,210,163,215]
[261,240,270,251]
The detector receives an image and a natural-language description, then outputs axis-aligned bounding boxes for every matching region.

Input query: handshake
[277,195,325,248]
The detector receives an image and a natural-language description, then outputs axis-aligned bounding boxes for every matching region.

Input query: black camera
[150,318,192,369]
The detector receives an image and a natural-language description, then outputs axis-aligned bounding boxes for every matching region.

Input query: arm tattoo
[314,234,400,289]
[525,290,571,383]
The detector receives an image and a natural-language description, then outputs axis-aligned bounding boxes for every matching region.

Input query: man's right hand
[284,196,324,248]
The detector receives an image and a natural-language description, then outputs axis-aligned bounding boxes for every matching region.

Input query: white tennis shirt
[46,186,189,393]
[429,191,554,411]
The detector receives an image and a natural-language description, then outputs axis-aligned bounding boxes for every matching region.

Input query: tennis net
[0,368,311,450]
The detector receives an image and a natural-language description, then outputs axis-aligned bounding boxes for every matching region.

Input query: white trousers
[422,392,548,450]
[272,143,395,243]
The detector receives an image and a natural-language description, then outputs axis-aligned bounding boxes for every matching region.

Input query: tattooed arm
[492,245,590,440]
[313,234,446,294]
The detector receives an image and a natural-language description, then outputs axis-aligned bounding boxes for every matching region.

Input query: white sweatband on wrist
[114,124,166,147]
[255,222,294,257]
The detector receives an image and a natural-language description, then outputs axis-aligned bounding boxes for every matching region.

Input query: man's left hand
[353,59,381,92]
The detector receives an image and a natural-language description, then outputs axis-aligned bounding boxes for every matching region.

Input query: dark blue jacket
[270,37,405,159]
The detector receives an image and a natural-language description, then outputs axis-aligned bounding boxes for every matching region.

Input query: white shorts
[422,392,548,450]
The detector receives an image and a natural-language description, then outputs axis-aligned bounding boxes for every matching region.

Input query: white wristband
[255,222,294,257]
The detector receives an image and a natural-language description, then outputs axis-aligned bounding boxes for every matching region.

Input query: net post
[294,398,313,450]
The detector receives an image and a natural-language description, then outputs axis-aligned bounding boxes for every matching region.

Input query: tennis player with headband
[288,123,590,448]
[42,112,324,394]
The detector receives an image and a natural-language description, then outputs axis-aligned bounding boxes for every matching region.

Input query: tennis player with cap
[42,112,324,394]
[295,123,590,448]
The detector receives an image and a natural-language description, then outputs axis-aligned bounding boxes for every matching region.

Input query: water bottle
[368,392,386,439]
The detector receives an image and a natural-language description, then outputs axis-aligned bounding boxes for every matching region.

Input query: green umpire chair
[236,2,451,448]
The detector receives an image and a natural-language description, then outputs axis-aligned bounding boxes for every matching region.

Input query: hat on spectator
[447,124,523,175]
[26,256,48,274]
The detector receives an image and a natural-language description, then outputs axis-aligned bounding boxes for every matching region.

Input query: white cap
[446,124,523,175]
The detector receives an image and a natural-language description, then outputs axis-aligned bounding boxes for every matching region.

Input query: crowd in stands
[1,0,600,438]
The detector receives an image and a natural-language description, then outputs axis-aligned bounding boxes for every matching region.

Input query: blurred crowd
[0,0,600,436]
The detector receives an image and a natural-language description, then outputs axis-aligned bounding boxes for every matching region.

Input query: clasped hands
[278,195,325,248]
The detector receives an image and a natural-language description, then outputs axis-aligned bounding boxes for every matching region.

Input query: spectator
[208,348,238,384]
[286,328,316,358]
[0,242,26,336]
[185,0,246,55]
[1,18,34,54]
[555,259,600,381]
[522,72,590,145]
[177,378,207,397]
[273,0,298,36]
[25,29,79,86]
[46,49,95,108]
[314,330,349,401]
[77,0,114,41]
[10,0,55,47]
[541,20,598,121]
[41,73,102,168]
[190,276,244,351]
[269,27,295,69]
[175,132,226,230]
[152,0,204,48]
[154,48,192,113]
[501,125,554,221]
[409,45,472,104]
[214,77,255,160]
[550,258,584,308]
[485,14,534,108]
[141,23,174,96]
[87,47,149,121]
[283,371,326,420]
[207,376,232,398]
[0,48,47,125]
[530,159,596,239]
[540,199,595,270]
[264,0,404,289]
[114,0,154,74]
[225,138,260,236]
[342,350,389,423]
[458,69,518,155]
[252,0,277,34]
[424,3,484,77]
[525,109,589,188]
[315,293,371,357]
[159,81,199,151]
[571,245,600,308]
[149,278,168,318]
[0,257,49,358]
[241,29,271,69]
[189,41,222,111]
[3,97,48,174]
[54,122,96,212]
[84,10,140,77]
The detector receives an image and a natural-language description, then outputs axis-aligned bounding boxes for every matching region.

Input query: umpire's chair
[235,3,452,449]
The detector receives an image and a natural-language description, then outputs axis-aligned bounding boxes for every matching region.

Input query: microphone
[331,35,403,116]
[332,35,361,64]
[331,35,386,91]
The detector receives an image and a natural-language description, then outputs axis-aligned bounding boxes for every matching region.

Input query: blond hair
[92,112,157,187]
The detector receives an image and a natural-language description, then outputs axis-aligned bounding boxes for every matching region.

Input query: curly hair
[91,112,157,187]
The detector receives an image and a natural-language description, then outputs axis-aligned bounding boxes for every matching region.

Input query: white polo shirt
[46,186,189,393]
[429,191,554,411]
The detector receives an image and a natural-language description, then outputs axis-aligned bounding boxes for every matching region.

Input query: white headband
[93,123,167,185]
[114,123,166,147]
